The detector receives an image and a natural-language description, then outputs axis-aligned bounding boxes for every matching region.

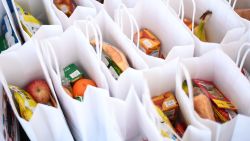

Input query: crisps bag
[178,49,250,141]
[104,0,195,67]
[74,9,149,100]
[166,0,247,56]
[0,39,73,141]
[39,26,109,140]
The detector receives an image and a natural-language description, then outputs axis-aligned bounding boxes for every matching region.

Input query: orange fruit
[72,79,97,98]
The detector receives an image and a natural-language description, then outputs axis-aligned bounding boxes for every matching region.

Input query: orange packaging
[152,92,179,121]
[134,28,161,57]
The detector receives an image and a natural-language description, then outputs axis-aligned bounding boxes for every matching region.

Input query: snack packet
[15,2,42,37]
[193,79,237,122]
[9,85,37,121]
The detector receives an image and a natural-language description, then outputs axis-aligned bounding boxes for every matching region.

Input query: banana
[9,85,37,121]
[194,11,212,42]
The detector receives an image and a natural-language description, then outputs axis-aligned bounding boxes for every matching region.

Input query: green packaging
[0,36,8,53]
[64,64,84,83]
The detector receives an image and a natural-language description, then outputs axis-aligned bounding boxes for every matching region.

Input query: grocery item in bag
[193,79,237,123]
[72,78,96,101]
[184,10,212,42]
[25,79,57,107]
[155,107,178,141]
[62,63,97,101]
[235,9,250,21]
[152,92,186,139]
[54,0,76,17]
[15,2,42,37]
[193,92,215,121]
[152,92,179,121]
[9,85,37,121]
[133,28,162,58]
[91,40,129,79]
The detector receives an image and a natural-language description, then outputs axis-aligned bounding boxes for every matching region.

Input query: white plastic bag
[167,0,247,56]
[180,49,250,141]
[10,0,61,41]
[83,85,164,141]
[74,9,149,99]
[141,58,211,141]
[40,26,109,140]
[104,0,195,67]
[0,39,73,141]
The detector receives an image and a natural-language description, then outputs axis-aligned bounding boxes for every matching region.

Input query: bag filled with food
[167,0,247,56]
[104,0,195,67]
[74,9,149,100]
[0,39,73,141]
[40,26,109,140]
[179,49,250,141]
[11,0,61,41]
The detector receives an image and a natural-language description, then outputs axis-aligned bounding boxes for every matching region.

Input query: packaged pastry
[193,92,215,121]
[54,0,76,17]
[134,28,161,58]
[15,2,42,37]
[9,85,37,121]
[91,40,129,79]
[192,79,237,122]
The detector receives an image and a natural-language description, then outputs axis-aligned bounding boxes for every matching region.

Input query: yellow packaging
[15,2,41,37]
[9,85,37,121]
[155,107,178,141]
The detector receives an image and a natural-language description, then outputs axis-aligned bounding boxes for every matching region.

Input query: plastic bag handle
[228,0,238,9]
[83,17,103,61]
[240,48,250,71]
[163,0,184,20]
[38,40,60,79]
[236,42,250,70]
[115,4,140,49]
[176,62,194,108]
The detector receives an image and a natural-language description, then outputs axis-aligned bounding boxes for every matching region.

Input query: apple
[26,79,51,104]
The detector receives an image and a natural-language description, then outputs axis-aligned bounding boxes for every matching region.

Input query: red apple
[26,79,51,104]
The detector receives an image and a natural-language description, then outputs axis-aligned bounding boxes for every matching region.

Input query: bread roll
[90,40,129,71]
[194,94,215,121]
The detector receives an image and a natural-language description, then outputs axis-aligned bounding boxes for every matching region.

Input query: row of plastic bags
[0,0,250,141]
